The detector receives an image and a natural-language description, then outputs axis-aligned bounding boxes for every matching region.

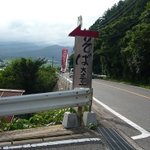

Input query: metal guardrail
[92,74,107,79]
[57,73,73,90]
[0,88,92,116]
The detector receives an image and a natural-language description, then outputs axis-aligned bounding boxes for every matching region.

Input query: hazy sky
[0,0,120,46]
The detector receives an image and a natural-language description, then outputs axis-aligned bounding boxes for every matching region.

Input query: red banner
[61,49,68,73]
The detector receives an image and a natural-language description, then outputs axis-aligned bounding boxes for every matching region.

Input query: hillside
[0,42,72,63]
[90,0,150,83]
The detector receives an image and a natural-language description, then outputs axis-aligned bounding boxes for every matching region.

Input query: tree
[0,58,57,94]
[35,66,57,93]
[68,54,74,71]
[121,23,150,82]
[90,0,149,84]
[140,1,150,23]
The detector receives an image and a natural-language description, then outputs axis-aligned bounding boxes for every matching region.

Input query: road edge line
[93,97,150,140]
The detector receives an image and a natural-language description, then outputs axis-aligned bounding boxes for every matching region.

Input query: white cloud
[0,0,120,46]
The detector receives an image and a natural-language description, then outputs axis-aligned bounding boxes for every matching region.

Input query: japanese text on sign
[73,36,93,88]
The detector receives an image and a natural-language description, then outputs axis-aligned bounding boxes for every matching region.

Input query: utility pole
[52,56,54,67]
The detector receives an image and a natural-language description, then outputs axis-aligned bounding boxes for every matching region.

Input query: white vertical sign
[73,36,94,88]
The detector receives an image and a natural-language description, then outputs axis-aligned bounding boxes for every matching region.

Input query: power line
[98,0,137,28]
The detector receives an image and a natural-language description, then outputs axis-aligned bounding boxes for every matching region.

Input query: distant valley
[0,41,73,64]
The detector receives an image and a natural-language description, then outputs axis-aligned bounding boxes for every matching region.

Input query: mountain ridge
[0,41,73,63]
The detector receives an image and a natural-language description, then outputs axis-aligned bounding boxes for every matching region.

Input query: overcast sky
[0,0,120,46]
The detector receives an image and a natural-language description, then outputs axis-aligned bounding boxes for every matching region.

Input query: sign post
[69,17,99,124]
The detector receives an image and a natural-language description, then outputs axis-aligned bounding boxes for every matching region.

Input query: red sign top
[69,25,99,38]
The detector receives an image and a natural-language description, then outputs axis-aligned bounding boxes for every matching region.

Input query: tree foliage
[90,0,150,83]
[0,58,57,94]
[121,23,150,81]
[68,53,74,71]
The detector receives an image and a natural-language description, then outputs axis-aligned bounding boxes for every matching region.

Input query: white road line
[93,97,150,140]
[62,74,150,140]
[2,138,101,149]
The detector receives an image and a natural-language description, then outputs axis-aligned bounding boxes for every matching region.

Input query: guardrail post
[89,88,93,112]
[77,106,83,126]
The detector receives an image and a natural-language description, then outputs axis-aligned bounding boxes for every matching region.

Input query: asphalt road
[64,73,150,132]
[92,79,150,149]
[92,79,150,132]
[62,73,150,149]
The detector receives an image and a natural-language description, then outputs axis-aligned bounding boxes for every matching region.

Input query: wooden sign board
[73,36,94,88]
[69,25,98,89]
[69,18,99,117]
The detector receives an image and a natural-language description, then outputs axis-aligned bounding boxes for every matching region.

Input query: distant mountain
[14,45,73,62]
[0,41,42,53]
[0,41,73,63]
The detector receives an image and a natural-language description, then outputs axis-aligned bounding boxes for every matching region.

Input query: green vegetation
[0,58,57,94]
[0,58,78,131]
[87,123,97,130]
[0,108,74,131]
[0,58,62,131]
[90,0,150,85]
[68,53,74,71]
